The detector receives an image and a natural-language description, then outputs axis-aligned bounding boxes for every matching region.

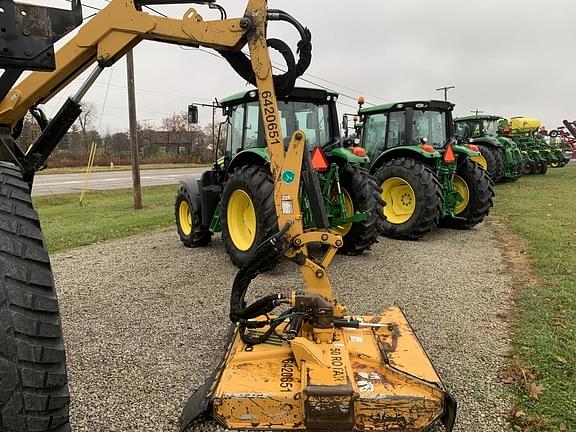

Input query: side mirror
[188,104,199,124]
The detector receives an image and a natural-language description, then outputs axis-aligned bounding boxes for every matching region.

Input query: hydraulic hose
[229,223,291,323]
[219,10,312,96]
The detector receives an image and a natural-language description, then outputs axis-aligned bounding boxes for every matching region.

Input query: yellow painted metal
[453,175,470,215]
[227,190,257,251]
[471,154,488,170]
[382,177,416,224]
[212,306,447,430]
[0,0,248,129]
[331,190,354,236]
[509,117,541,133]
[178,201,192,236]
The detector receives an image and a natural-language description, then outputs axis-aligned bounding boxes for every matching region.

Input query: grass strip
[494,164,575,431]
[34,184,179,253]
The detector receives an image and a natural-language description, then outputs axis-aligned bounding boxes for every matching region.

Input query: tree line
[16,103,227,168]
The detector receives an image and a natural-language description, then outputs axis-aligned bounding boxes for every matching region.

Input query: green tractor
[497,117,553,175]
[175,87,382,266]
[352,100,494,240]
[454,114,523,182]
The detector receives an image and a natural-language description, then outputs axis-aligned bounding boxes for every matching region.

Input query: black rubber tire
[175,186,211,248]
[523,160,534,176]
[374,158,442,240]
[0,162,70,431]
[442,157,494,229]
[477,144,504,183]
[530,160,542,175]
[221,165,277,267]
[335,165,383,255]
[536,161,548,175]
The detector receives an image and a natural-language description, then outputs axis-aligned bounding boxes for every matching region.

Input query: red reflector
[444,143,456,163]
[351,147,367,157]
[420,144,434,153]
[503,126,511,133]
[468,144,479,152]
[311,147,329,171]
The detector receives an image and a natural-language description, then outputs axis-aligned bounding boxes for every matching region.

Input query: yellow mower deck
[210,306,454,431]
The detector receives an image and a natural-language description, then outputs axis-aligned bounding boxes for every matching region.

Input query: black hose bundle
[219,11,312,96]
[229,224,291,345]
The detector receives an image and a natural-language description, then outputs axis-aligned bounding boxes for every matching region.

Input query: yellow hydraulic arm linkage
[0,1,456,430]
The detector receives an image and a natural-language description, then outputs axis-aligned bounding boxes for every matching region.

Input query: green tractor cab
[354,100,494,239]
[454,114,523,182]
[176,87,382,266]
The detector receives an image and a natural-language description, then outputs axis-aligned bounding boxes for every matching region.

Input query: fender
[178,177,204,224]
[453,144,487,170]
[469,136,502,148]
[227,148,270,173]
[179,170,223,228]
[328,147,370,164]
[370,146,440,173]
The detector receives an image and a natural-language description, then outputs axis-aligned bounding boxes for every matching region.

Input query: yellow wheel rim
[382,177,416,224]
[227,190,257,251]
[178,200,192,236]
[454,175,470,215]
[470,154,488,170]
[332,190,354,236]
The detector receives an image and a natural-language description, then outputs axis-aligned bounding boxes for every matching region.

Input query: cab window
[363,113,387,158]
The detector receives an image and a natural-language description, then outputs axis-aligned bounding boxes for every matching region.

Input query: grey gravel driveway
[51,222,513,432]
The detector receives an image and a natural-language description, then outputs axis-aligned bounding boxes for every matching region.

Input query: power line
[66,0,383,106]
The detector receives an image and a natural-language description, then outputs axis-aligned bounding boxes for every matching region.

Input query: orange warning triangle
[444,143,456,163]
[311,147,329,171]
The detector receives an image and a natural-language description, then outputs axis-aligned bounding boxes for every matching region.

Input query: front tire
[221,165,277,267]
[442,157,494,229]
[334,165,382,254]
[0,162,70,431]
[374,158,442,240]
[175,186,211,248]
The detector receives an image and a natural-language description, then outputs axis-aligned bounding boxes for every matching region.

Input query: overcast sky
[26,0,576,132]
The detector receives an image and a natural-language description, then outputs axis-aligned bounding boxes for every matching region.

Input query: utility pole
[471,109,484,117]
[126,49,142,210]
[436,85,455,101]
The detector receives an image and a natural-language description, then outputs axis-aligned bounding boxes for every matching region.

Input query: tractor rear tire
[442,157,494,229]
[175,186,211,248]
[0,162,70,431]
[374,158,442,240]
[221,165,277,267]
[335,165,383,255]
[477,144,504,183]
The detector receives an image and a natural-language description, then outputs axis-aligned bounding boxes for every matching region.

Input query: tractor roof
[454,114,502,122]
[220,87,338,106]
[359,100,454,115]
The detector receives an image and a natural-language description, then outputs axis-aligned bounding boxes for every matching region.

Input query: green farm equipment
[176,87,382,266]
[454,115,523,182]
[353,100,494,240]
[497,117,561,175]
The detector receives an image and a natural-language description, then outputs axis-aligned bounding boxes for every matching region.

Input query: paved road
[31,167,206,196]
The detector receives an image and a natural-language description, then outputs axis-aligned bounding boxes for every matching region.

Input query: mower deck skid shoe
[193,306,455,431]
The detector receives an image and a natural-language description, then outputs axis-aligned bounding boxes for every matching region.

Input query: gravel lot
[51,222,513,432]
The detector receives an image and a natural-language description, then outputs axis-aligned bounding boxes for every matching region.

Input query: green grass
[494,163,575,430]
[34,184,179,252]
